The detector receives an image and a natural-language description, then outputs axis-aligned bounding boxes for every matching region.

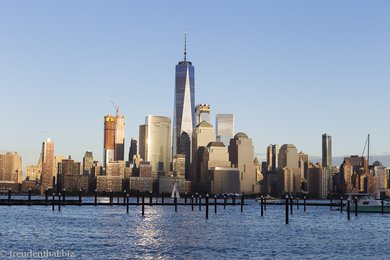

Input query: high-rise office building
[216,114,234,147]
[229,132,260,193]
[195,104,211,125]
[266,144,279,172]
[0,152,22,183]
[83,151,94,176]
[139,116,171,177]
[128,138,137,164]
[278,144,299,169]
[115,115,125,161]
[41,138,54,191]
[322,134,332,168]
[104,115,116,166]
[173,34,195,162]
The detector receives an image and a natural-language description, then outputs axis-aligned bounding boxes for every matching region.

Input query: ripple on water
[0,202,389,259]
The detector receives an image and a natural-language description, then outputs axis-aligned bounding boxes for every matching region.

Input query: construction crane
[111,101,119,117]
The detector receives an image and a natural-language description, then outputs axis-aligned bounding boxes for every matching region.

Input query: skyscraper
[41,138,54,191]
[104,115,116,166]
[128,138,137,164]
[266,144,279,172]
[229,132,260,193]
[216,114,234,147]
[83,151,94,176]
[114,114,125,161]
[322,134,332,168]
[139,115,171,177]
[172,34,195,162]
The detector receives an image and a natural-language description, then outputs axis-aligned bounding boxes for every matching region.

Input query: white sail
[171,182,181,199]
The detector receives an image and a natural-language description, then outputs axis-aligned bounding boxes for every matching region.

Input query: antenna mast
[184,32,187,61]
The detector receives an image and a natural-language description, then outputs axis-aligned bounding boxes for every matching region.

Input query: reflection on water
[0,200,389,259]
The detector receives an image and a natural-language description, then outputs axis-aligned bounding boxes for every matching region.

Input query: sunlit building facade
[139,116,171,177]
[41,138,54,192]
[172,36,195,176]
[216,114,234,147]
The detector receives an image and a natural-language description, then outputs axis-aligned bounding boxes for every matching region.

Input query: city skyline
[1,1,390,168]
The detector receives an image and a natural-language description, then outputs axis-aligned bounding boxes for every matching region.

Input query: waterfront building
[0,152,22,191]
[209,167,240,194]
[172,34,195,164]
[139,116,171,177]
[83,151,94,176]
[41,138,54,192]
[26,165,40,181]
[215,114,234,147]
[58,157,87,192]
[229,133,260,194]
[322,134,332,168]
[159,175,190,194]
[172,154,185,178]
[191,120,216,183]
[196,142,232,193]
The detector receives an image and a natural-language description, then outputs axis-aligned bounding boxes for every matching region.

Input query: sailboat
[347,134,390,212]
[171,182,180,199]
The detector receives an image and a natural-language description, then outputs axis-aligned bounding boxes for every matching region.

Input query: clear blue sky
[1,1,389,169]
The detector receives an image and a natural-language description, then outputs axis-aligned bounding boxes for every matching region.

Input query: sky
[1,1,389,169]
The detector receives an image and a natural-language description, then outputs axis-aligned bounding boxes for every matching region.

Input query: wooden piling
[304,196,306,212]
[149,192,153,205]
[285,195,289,224]
[355,196,358,217]
[382,199,384,214]
[110,190,113,206]
[28,188,31,205]
[206,194,209,219]
[8,188,11,204]
[214,195,217,214]
[126,193,129,214]
[199,195,202,211]
[224,195,227,209]
[174,196,177,212]
[191,195,194,211]
[94,189,98,206]
[52,193,55,211]
[62,189,66,201]
[290,196,293,215]
[79,189,82,205]
[58,193,61,211]
[261,196,264,217]
[240,194,244,212]
[340,197,343,213]
[142,195,145,216]
[347,199,350,220]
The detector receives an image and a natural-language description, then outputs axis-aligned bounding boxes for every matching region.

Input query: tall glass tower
[173,34,195,163]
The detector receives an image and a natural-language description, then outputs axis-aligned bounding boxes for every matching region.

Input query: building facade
[215,114,234,147]
[139,116,171,177]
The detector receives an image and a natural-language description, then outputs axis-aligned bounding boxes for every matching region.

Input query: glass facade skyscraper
[139,115,171,177]
[322,133,332,168]
[216,114,234,147]
[172,36,195,172]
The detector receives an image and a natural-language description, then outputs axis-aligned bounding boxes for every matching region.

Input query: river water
[0,197,389,259]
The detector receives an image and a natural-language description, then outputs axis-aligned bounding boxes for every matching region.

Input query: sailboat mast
[367,134,370,169]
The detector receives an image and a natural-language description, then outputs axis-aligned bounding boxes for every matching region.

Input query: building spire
[184,32,187,61]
